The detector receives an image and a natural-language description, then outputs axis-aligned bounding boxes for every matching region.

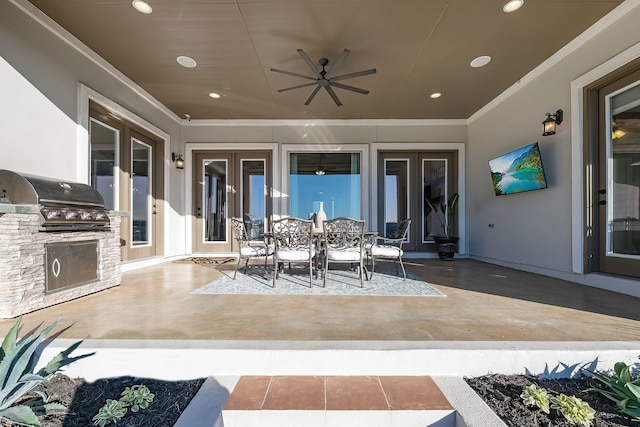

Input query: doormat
[191,263,445,297]
[174,257,236,269]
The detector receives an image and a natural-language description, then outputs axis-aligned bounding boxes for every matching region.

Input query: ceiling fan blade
[330,81,370,95]
[297,49,322,78]
[325,49,350,79]
[331,68,377,82]
[270,68,317,81]
[278,82,318,92]
[304,85,323,105]
[323,85,343,106]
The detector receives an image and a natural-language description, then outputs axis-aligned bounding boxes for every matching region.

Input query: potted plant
[425,192,460,260]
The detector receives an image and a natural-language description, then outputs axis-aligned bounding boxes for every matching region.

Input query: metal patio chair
[271,217,316,288]
[366,218,411,280]
[322,217,367,288]
[231,217,273,279]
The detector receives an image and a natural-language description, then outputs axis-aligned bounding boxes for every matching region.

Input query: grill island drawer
[45,241,99,293]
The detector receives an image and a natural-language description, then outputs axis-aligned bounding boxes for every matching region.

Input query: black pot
[433,236,459,261]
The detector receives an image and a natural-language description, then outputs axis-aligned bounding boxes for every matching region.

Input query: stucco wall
[466,2,640,274]
[0,0,186,256]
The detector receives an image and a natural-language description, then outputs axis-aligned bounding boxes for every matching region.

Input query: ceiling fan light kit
[271,49,376,106]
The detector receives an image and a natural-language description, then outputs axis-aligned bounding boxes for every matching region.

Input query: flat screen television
[488,142,548,196]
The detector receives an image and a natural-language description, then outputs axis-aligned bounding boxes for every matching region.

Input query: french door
[89,102,164,261]
[597,70,640,278]
[192,150,271,253]
[378,151,458,252]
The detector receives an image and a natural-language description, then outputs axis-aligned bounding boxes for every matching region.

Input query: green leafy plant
[584,361,640,421]
[521,384,595,426]
[520,384,550,413]
[119,384,155,412]
[549,394,595,427]
[425,192,459,239]
[93,384,155,425]
[0,317,94,427]
[92,399,128,427]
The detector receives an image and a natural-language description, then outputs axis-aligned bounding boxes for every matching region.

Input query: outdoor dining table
[263,228,377,281]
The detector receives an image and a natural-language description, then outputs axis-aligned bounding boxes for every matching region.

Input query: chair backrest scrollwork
[231,217,248,243]
[323,217,366,251]
[271,217,314,252]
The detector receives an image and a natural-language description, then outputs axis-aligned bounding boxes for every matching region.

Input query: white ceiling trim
[182,119,467,127]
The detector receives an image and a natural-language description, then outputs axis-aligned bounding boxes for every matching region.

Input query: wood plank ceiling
[28,0,623,120]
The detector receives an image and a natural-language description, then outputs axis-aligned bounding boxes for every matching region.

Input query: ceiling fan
[271,49,376,106]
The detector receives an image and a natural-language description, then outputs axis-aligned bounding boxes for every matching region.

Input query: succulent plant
[0,317,93,427]
[119,384,154,412]
[520,384,550,413]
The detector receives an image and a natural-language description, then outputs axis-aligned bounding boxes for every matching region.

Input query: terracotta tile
[263,376,325,410]
[224,376,271,410]
[326,376,389,410]
[379,376,452,410]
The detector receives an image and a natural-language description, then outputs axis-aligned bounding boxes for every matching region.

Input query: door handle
[598,200,606,205]
[599,189,606,195]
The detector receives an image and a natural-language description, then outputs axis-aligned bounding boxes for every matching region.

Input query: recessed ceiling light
[176,56,197,68]
[503,0,524,13]
[209,92,221,99]
[132,0,152,14]
[430,92,442,99]
[470,56,492,68]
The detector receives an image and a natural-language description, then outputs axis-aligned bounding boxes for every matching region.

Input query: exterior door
[192,151,271,253]
[598,71,640,278]
[125,130,162,259]
[89,102,164,262]
[378,151,458,252]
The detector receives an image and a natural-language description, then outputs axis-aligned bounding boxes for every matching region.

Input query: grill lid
[0,169,110,230]
[0,169,105,207]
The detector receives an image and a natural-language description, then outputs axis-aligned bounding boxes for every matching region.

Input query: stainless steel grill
[0,169,110,231]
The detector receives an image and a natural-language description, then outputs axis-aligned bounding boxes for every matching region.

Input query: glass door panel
[422,159,448,242]
[203,159,228,242]
[241,159,266,239]
[383,159,409,239]
[131,139,152,246]
[89,119,119,210]
[600,78,640,277]
[289,153,361,220]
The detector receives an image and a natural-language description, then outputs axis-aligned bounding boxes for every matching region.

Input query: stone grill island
[0,170,123,318]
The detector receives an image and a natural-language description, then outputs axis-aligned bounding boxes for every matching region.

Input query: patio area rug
[191,263,445,297]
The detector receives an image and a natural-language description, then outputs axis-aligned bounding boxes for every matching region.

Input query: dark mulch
[2,374,205,427]
[465,374,637,426]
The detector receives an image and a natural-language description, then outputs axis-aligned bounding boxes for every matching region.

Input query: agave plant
[584,361,640,421]
[0,317,94,426]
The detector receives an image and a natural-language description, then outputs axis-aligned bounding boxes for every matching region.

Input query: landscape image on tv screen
[489,142,548,196]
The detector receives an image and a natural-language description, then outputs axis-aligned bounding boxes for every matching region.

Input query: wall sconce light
[612,129,626,139]
[171,152,184,169]
[542,109,563,136]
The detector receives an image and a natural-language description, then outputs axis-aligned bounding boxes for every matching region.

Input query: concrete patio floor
[3,258,639,426]
[1,257,639,342]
